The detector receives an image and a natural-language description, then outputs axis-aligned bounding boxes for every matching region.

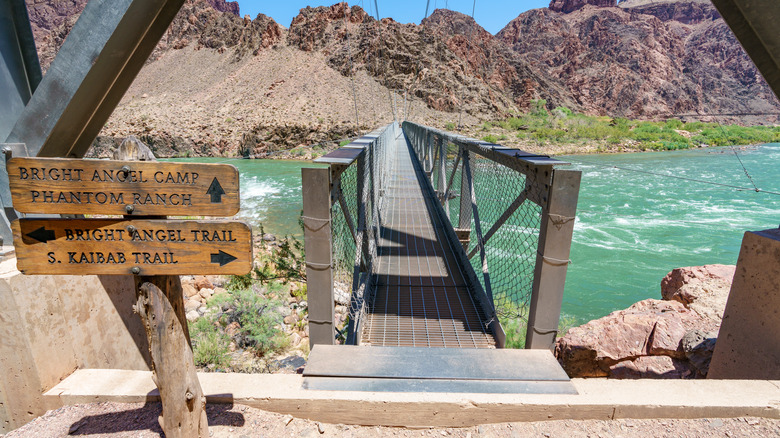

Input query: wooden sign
[7,157,240,216]
[12,219,253,275]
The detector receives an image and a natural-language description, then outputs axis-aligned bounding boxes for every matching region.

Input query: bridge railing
[402,121,581,349]
[301,122,397,347]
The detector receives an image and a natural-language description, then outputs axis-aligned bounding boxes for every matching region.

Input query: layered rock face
[26,0,260,71]
[555,264,735,378]
[499,2,779,118]
[550,0,616,13]
[287,4,570,116]
[22,0,780,157]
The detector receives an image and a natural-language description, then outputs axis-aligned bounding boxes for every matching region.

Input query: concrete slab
[46,369,780,427]
[709,229,780,379]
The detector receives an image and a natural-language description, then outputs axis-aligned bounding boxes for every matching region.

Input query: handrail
[303,122,397,347]
[402,121,581,349]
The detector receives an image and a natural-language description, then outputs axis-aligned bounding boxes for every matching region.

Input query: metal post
[436,136,446,197]
[302,167,335,347]
[5,0,186,158]
[458,148,472,230]
[526,169,581,349]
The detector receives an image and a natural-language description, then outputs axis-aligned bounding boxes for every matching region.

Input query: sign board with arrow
[12,218,252,275]
[7,157,240,216]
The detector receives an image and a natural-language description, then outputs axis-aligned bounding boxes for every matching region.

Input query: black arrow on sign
[26,226,55,243]
[206,177,226,203]
[211,250,237,267]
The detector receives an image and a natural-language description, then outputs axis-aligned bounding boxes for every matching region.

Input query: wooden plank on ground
[7,157,239,216]
[12,218,252,275]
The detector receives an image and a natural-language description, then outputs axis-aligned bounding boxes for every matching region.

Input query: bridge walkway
[360,131,495,348]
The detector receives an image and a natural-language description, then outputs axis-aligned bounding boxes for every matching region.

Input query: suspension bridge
[300,121,581,393]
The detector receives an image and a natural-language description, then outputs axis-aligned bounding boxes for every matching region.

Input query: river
[168,143,780,324]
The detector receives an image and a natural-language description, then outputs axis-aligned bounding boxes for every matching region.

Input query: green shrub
[255,235,305,284]
[445,122,456,131]
[211,288,290,357]
[532,127,567,141]
[665,118,683,130]
[482,134,499,143]
[191,318,231,368]
[530,99,548,117]
[226,273,254,291]
[339,140,351,147]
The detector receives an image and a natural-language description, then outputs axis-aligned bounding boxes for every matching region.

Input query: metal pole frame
[302,167,335,347]
[525,169,581,349]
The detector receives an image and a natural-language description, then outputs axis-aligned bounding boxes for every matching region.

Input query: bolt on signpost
[6,156,252,438]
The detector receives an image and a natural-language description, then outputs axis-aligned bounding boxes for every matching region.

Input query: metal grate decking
[361,133,496,348]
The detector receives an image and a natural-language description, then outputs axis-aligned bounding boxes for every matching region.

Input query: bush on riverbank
[189,225,309,373]
[478,101,780,152]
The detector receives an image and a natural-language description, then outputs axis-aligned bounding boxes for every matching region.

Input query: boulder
[182,283,199,298]
[682,329,717,377]
[555,264,735,379]
[609,356,694,379]
[194,275,215,291]
[661,264,735,323]
[555,299,707,377]
[184,299,201,313]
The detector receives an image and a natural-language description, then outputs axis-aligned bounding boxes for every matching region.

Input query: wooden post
[525,169,581,350]
[135,277,208,437]
[302,167,335,348]
[120,139,208,437]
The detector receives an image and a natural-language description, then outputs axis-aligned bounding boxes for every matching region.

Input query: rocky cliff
[286,4,569,116]
[26,0,248,71]
[22,0,780,158]
[498,2,779,118]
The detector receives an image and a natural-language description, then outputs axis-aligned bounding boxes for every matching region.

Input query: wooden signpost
[7,157,240,216]
[7,156,252,438]
[12,219,252,275]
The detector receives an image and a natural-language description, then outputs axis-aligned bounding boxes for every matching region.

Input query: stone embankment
[555,264,735,378]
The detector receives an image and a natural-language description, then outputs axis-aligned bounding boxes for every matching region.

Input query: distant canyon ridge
[24,0,780,158]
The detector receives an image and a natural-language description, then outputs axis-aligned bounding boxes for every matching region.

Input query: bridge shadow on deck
[360,132,496,348]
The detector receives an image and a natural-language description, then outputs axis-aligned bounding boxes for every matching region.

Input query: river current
[168,143,780,324]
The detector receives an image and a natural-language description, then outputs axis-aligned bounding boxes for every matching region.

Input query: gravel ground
[2,402,779,438]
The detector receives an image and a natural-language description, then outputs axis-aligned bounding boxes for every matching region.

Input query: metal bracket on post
[302,167,335,348]
[525,168,581,350]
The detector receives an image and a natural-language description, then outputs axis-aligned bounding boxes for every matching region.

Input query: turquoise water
[168,144,780,323]
[561,144,780,322]
[162,158,324,237]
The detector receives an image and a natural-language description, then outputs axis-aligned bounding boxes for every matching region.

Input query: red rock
[660,264,735,304]
[609,356,693,379]
[182,283,199,298]
[555,299,708,377]
[661,264,735,324]
[549,0,615,14]
[194,275,215,291]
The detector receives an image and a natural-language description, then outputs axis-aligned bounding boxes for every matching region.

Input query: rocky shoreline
[555,264,735,378]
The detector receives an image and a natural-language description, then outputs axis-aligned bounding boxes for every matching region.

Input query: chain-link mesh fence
[402,121,552,330]
[327,123,395,342]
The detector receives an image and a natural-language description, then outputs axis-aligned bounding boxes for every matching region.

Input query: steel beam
[4,0,185,158]
[302,167,336,347]
[0,0,42,245]
[0,0,40,140]
[526,169,581,350]
[711,0,780,101]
